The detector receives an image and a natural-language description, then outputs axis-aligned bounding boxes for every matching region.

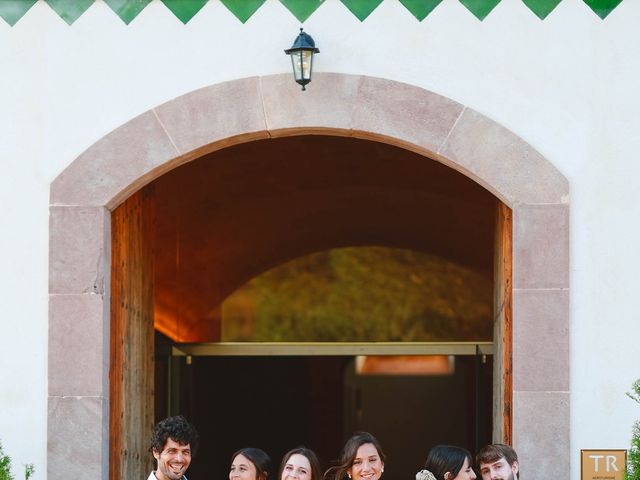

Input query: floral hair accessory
[416,469,437,480]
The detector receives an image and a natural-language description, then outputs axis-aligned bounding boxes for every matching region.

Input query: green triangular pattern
[104,0,152,24]
[45,0,94,25]
[1,0,630,26]
[279,0,325,22]
[0,0,37,26]
[220,0,266,23]
[399,0,443,20]
[340,0,384,20]
[522,0,561,18]
[458,0,501,19]
[582,0,623,18]
[161,0,208,24]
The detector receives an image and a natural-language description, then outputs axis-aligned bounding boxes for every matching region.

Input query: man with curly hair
[149,415,199,480]
[476,444,519,480]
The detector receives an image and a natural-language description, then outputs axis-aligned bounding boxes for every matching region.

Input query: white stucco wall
[1,0,639,478]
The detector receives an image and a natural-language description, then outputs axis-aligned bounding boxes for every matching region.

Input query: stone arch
[48,73,569,480]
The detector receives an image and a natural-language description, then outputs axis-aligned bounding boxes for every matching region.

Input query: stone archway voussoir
[50,111,179,210]
[154,76,270,166]
[439,108,569,206]
[260,72,361,137]
[350,75,464,159]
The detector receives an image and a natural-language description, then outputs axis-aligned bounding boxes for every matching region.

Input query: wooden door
[493,202,513,443]
[109,186,156,479]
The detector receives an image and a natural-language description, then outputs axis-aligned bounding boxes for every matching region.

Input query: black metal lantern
[284,28,320,91]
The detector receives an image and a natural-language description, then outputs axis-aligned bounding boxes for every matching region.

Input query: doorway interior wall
[48,73,569,480]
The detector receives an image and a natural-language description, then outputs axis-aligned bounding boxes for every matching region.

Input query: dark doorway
[112,132,511,480]
[156,352,492,480]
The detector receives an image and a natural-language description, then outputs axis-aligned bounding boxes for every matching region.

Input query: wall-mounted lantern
[284,28,320,91]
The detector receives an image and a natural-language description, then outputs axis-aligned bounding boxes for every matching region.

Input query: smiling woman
[325,433,386,480]
[230,448,273,480]
[418,445,476,480]
[279,448,322,480]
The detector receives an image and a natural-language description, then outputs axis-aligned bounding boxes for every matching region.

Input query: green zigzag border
[0,0,626,26]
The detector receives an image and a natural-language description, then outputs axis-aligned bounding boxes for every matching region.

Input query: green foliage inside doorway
[222,246,492,342]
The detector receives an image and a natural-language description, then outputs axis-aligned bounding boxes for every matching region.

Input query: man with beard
[149,415,199,480]
[476,444,519,480]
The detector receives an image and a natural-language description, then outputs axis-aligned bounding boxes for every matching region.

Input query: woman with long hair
[416,445,476,480]
[324,432,385,480]
[279,447,322,480]
[230,448,273,480]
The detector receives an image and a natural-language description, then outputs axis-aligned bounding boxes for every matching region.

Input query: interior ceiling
[150,135,497,342]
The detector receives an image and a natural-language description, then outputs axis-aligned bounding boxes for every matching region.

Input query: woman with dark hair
[416,445,476,480]
[279,447,322,480]
[324,432,386,480]
[230,448,273,480]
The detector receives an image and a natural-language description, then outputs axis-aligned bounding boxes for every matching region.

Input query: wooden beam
[172,342,494,357]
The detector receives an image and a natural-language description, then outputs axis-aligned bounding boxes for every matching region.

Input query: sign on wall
[581,450,627,480]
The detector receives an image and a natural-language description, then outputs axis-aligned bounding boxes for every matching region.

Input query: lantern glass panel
[290,50,314,82]
[301,50,313,80]
[290,51,302,81]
